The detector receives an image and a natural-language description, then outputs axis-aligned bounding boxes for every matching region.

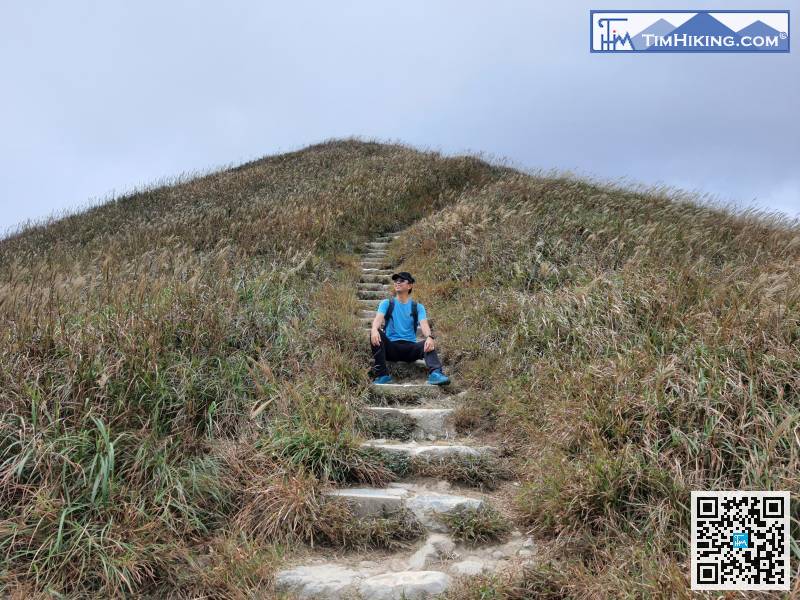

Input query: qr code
[691,491,790,590]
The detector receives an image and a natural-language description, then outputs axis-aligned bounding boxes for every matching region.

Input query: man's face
[393,278,411,293]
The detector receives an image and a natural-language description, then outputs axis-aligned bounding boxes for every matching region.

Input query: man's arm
[370,302,387,346]
[420,318,436,352]
[419,318,432,338]
[371,311,385,333]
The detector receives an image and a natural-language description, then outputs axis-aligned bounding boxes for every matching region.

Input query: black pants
[370,329,442,377]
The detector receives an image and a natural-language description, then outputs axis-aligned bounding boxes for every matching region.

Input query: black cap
[391,271,415,283]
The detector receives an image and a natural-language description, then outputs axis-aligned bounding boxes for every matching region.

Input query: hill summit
[1,140,798,597]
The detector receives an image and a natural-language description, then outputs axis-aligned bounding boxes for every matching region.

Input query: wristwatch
[426,334,436,339]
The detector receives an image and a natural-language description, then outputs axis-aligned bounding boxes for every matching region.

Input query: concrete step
[361,268,394,275]
[364,407,455,441]
[325,483,483,526]
[358,299,382,310]
[369,380,443,401]
[357,290,386,300]
[361,255,390,261]
[366,242,389,248]
[356,298,381,310]
[360,274,392,284]
[276,564,450,599]
[359,309,378,318]
[361,440,495,460]
[362,250,389,257]
[359,572,450,599]
[386,359,429,379]
[357,283,389,290]
[324,487,407,517]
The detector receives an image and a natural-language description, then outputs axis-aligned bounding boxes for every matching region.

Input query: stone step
[325,484,483,527]
[386,359,429,379]
[359,309,377,317]
[360,274,392,284]
[364,407,455,441]
[370,380,443,401]
[362,257,389,264]
[363,250,389,256]
[366,242,389,248]
[357,290,386,300]
[361,268,394,275]
[362,440,495,460]
[357,283,389,291]
[276,565,450,600]
[358,300,381,311]
[360,572,450,599]
[324,487,406,517]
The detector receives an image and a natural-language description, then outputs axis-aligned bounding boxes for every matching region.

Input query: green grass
[437,505,511,546]
[266,425,394,486]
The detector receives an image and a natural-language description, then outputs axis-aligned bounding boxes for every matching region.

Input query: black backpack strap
[382,298,394,331]
[411,300,418,335]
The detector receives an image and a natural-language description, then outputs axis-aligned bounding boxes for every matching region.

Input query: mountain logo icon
[591,10,790,53]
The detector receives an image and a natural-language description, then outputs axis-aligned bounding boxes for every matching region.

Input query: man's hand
[370,329,381,347]
[423,336,435,353]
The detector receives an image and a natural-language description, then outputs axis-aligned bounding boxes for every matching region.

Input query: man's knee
[412,342,428,361]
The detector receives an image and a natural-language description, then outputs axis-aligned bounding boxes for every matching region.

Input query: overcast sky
[1,1,798,237]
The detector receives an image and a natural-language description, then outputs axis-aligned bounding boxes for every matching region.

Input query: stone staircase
[274,230,527,599]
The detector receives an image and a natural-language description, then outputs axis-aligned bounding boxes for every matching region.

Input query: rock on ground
[357,571,451,600]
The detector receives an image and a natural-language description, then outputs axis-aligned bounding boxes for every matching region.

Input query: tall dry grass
[4,139,797,597]
[399,173,800,598]
[0,139,494,597]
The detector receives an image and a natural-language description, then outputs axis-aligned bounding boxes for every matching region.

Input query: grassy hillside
[1,140,798,597]
[398,175,800,598]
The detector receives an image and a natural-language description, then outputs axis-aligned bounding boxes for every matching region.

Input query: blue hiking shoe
[427,369,450,386]
[374,375,394,385]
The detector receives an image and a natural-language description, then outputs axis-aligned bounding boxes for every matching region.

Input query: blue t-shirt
[377,298,427,342]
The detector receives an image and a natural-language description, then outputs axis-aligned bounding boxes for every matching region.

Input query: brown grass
[398,173,800,596]
[0,139,494,596]
[2,139,798,596]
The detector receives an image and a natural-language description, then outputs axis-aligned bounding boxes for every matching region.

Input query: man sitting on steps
[369,271,450,386]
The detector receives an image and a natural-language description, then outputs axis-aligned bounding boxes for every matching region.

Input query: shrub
[412,453,513,490]
[314,500,425,551]
[234,469,322,543]
[267,426,395,486]
[437,505,511,546]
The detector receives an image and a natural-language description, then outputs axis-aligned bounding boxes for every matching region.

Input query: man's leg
[409,340,443,374]
[370,329,398,377]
